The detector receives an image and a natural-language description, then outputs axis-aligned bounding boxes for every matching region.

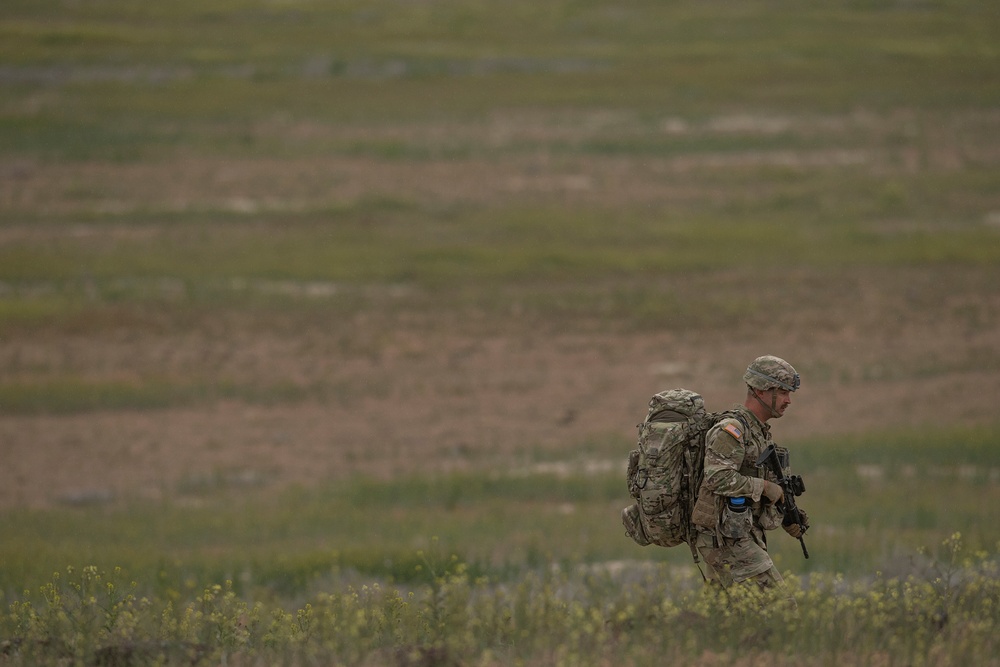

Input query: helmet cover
[744,355,800,392]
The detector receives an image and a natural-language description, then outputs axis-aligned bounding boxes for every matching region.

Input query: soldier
[689,355,809,590]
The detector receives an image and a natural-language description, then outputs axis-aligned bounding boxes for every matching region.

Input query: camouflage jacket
[690,405,784,534]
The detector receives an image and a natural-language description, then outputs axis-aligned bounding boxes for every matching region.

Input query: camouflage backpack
[621,388,746,558]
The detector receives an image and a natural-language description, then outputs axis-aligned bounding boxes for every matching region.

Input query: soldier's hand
[783,522,803,538]
[783,509,808,538]
[762,480,784,504]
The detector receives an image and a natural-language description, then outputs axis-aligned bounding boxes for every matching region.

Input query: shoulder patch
[722,423,743,441]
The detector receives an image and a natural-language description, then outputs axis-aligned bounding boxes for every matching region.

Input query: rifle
[756,444,809,559]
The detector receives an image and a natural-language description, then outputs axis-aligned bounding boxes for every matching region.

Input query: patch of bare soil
[2,265,998,510]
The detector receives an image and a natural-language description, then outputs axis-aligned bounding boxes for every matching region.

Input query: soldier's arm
[702,419,767,501]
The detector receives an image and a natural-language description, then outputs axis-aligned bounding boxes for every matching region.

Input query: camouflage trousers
[693,528,784,591]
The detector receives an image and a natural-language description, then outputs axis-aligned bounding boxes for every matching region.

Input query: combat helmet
[744,355,800,392]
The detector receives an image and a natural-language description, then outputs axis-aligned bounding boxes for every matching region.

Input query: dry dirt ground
[2,264,998,511]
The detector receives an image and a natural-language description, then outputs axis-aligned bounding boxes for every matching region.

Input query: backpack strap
[647,409,689,424]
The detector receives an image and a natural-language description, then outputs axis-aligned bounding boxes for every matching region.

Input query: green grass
[1,426,999,664]
[2,0,998,329]
[2,210,998,288]
[2,0,998,160]
[0,377,314,414]
[1,424,997,598]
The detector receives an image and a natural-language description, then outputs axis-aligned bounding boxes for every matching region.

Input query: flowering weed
[2,535,998,666]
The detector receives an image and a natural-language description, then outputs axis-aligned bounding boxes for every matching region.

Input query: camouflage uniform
[689,356,801,590]
[690,406,786,588]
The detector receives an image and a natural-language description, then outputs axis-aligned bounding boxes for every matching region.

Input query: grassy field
[2,423,999,588]
[2,0,1000,664]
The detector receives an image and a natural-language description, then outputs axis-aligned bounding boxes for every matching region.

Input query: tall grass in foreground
[1,534,997,666]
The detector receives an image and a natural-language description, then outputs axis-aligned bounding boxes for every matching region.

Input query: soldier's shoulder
[709,415,746,443]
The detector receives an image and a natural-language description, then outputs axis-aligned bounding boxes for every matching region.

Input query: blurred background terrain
[1,0,999,583]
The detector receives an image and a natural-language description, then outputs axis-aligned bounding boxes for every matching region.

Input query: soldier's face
[771,388,793,417]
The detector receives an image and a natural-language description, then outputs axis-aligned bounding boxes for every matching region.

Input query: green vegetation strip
[0,378,313,414]
[2,0,997,129]
[1,425,997,595]
[2,211,998,288]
